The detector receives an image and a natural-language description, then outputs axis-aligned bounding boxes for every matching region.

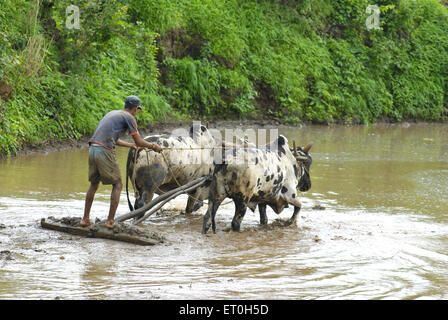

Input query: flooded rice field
[0,123,447,299]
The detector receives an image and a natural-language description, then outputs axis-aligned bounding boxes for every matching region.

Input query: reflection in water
[0,123,447,299]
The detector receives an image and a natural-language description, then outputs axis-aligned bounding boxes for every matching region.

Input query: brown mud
[41,216,166,245]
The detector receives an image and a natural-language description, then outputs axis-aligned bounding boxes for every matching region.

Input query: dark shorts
[88,146,121,185]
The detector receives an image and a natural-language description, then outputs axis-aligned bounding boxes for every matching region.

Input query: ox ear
[303,142,313,153]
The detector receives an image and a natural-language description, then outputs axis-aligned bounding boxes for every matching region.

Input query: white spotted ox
[126,124,216,219]
[202,135,313,234]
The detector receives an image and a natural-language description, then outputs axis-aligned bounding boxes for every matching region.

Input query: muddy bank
[11,119,296,158]
[8,118,440,159]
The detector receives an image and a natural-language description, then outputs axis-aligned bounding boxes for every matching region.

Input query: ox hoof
[231,221,241,232]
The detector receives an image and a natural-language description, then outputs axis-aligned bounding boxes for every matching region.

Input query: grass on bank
[0,0,447,155]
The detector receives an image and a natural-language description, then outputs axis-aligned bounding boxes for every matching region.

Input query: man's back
[89,110,138,150]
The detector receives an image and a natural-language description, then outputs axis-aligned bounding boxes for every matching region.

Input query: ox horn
[303,142,313,153]
[292,140,299,157]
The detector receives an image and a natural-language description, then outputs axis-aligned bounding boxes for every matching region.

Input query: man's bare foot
[104,220,114,229]
[80,219,91,227]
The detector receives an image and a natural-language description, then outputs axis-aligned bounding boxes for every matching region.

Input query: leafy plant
[1,0,448,156]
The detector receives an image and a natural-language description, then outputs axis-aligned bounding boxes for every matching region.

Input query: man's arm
[116,139,137,149]
[131,134,163,153]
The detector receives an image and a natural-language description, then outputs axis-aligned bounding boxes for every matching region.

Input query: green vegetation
[1,0,448,155]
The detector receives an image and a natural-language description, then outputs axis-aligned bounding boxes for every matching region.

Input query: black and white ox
[202,135,313,234]
[126,124,216,218]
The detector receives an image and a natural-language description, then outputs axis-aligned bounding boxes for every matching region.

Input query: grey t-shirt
[89,110,139,149]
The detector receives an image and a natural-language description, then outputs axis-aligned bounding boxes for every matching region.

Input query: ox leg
[202,176,226,234]
[134,165,167,220]
[287,205,301,226]
[210,199,223,234]
[185,184,208,214]
[193,184,210,212]
[134,191,155,221]
[184,195,196,215]
[258,203,268,225]
[202,199,223,234]
[184,195,203,215]
[283,188,302,226]
[134,191,151,210]
[231,198,248,232]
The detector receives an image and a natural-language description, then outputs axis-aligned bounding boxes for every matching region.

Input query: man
[80,95,163,229]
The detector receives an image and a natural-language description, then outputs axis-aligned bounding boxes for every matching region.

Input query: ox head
[189,122,216,147]
[291,140,313,192]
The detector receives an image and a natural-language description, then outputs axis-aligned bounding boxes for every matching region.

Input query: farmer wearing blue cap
[81,95,162,229]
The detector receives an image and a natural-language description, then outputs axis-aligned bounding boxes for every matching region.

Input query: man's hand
[150,143,163,153]
[132,133,163,153]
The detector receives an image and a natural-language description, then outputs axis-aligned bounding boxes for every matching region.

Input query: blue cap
[125,95,142,110]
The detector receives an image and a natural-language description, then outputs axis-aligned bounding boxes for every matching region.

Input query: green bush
[0,0,170,155]
[1,0,448,156]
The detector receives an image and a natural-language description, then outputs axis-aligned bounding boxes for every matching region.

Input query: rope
[161,146,256,150]
[160,151,183,189]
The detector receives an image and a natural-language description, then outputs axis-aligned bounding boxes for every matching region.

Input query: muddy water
[0,123,447,299]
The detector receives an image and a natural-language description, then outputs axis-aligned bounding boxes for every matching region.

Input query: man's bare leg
[81,182,99,227]
[105,181,122,229]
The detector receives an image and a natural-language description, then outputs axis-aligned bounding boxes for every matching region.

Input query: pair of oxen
[126,124,313,234]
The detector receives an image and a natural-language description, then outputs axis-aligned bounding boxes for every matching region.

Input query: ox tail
[126,147,136,212]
